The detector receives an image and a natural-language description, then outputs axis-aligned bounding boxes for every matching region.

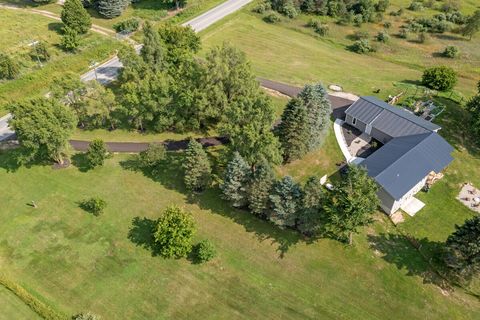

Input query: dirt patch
[52,158,71,170]
[262,87,291,99]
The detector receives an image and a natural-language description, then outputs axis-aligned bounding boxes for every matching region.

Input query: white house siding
[377,176,428,214]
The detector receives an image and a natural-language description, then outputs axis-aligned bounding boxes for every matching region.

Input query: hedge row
[0,274,67,320]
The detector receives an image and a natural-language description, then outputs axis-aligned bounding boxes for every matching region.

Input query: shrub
[61,0,92,34]
[422,66,457,91]
[73,313,101,320]
[441,0,461,13]
[138,143,166,167]
[348,39,374,54]
[194,240,217,263]
[252,1,271,13]
[86,139,109,168]
[408,2,424,11]
[80,197,107,216]
[398,28,408,38]
[30,41,50,62]
[61,27,80,51]
[281,1,298,19]
[314,23,329,36]
[113,18,140,33]
[353,14,364,26]
[375,0,390,12]
[0,53,20,80]
[352,30,370,40]
[154,205,196,259]
[389,8,403,16]
[417,31,428,43]
[376,31,390,42]
[442,45,459,58]
[263,11,281,23]
[383,21,392,29]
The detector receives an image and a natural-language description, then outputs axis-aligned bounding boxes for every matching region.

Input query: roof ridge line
[374,132,433,180]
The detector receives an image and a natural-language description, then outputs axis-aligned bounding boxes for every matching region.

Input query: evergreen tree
[268,176,303,228]
[183,139,211,192]
[444,216,480,283]
[8,98,77,164]
[297,83,332,150]
[323,166,379,244]
[61,27,80,52]
[0,53,19,80]
[86,139,109,168]
[141,22,163,70]
[297,176,325,236]
[246,160,275,217]
[61,0,92,34]
[97,0,129,19]
[277,98,310,162]
[221,152,251,207]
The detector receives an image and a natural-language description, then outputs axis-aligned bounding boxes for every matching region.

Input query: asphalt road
[81,0,252,83]
[0,114,14,141]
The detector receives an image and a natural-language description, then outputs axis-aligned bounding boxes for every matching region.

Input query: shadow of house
[367,233,451,289]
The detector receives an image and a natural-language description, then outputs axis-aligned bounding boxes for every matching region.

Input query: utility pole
[29,40,42,68]
[90,61,99,81]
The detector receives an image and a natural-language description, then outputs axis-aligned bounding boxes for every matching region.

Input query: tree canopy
[8,98,77,164]
[183,139,212,192]
[61,0,92,34]
[154,206,196,259]
[462,10,480,40]
[221,152,251,208]
[467,81,480,142]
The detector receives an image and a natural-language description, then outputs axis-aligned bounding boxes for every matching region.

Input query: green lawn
[0,286,42,320]
[200,1,479,98]
[0,8,123,115]
[0,150,479,319]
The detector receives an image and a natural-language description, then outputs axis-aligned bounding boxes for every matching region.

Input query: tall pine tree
[444,216,480,283]
[247,160,275,217]
[183,139,211,192]
[297,176,325,237]
[141,22,163,71]
[277,97,310,162]
[268,176,303,228]
[221,152,251,208]
[297,83,332,151]
[61,0,92,34]
[97,0,129,19]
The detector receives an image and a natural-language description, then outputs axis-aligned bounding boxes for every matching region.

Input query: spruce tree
[277,97,310,162]
[297,83,332,150]
[0,53,19,80]
[141,22,163,70]
[97,0,129,19]
[183,139,211,192]
[297,176,325,236]
[221,152,251,208]
[444,216,480,283]
[86,139,109,168]
[61,0,92,34]
[246,160,275,217]
[268,176,303,228]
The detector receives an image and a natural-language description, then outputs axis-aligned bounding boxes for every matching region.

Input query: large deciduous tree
[61,0,92,34]
[154,205,196,259]
[183,139,211,192]
[51,73,87,127]
[158,24,200,68]
[8,98,76,164]
[444,216,480,283]
[268,176,303,228]
[462,10,480,40]
[323,165,379,244]
[221,152,251,208]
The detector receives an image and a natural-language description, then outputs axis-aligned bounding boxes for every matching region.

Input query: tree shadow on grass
[120,152,302,258]
[127,216,161,257]
[47,22,64,34]
[367,233,452,290]
[71,153,92,172]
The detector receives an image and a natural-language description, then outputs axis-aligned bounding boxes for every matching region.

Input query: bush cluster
[307,20,329,36]
[263,11,282,23]
[0,53,19,80]
[348,39,375,54]
[80,197,107,216]
[442,45,459,58]
[113,18,140,33]
[422,66,457,91]
[193,240,217,263]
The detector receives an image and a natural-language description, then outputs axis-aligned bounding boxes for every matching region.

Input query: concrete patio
[401,197,426,217]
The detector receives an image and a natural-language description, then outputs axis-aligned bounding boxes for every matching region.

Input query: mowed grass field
[0,149,479,319]
[200,1,480,98]
[0,286,42,320]
[0,8,122,115]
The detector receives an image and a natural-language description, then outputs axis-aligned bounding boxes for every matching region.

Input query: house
[344,96,454,214]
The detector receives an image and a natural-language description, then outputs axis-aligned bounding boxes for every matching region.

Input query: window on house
[352,117,357,125]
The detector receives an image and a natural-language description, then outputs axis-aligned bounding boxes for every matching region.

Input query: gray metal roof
[345,96,441,137]
[361,132,454,200]
[345,98,383,124]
